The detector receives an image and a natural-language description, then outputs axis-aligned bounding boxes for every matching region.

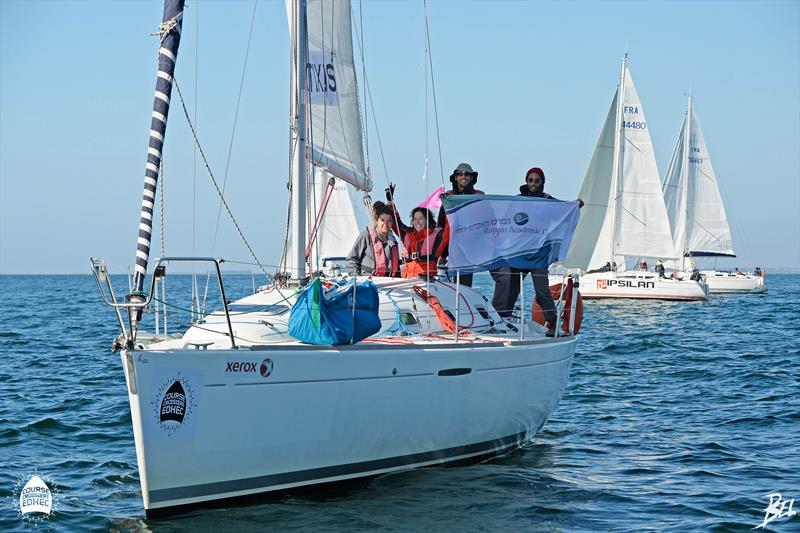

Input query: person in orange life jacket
[490,167,583,335]
[437,163,484,287]
[346,201,401,277]
[384,183,447,278]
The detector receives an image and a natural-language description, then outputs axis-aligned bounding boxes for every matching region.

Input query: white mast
[290,0,309,279]
[610,53,627,266]
[681,95,693,271]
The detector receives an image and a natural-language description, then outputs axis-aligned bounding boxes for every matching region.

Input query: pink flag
[417,186,445,210]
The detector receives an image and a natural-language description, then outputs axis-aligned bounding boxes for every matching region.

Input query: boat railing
[90,256,237,350]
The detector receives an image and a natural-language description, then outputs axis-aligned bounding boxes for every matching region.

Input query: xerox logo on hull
[226,358,274,378]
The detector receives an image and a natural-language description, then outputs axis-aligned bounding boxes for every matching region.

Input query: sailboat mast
[681,95,693,271]
[609,53,627,266]
[290,0,309,280]
[132,0,185,293]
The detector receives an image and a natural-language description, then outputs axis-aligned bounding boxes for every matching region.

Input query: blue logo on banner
[513,212,529,226]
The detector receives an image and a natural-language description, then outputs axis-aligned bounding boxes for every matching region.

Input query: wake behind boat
[557,55,707,301]
[662,96,767,294]
[91,0,581,517]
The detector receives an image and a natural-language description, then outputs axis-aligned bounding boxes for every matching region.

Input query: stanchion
[518,270,524,341]
[455,271,461,342]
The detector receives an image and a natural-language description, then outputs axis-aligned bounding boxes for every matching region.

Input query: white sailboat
[662,96,766,294]
[91,0,580,517]
[559,55,707,301]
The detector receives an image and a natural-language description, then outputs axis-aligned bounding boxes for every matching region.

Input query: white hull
[112,276,578,517]
[122,336,575,516]
[701,271,767,294]
[562,271,707,301]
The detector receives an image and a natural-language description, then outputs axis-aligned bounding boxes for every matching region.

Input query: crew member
[438,163,484,287]
[655,259,666,279]
[346,201,401,277]
[384,183,447,278]
[491,167,583,335]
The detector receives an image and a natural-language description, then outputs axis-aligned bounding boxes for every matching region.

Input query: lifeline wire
[172,78,271,281]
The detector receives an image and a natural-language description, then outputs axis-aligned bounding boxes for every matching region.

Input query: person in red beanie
[490,167,583,335]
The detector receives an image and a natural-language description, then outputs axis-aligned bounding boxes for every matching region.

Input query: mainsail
[285,0,369,277]
[563,57,676,271]
[662,96,734,264]
[287,0,370,192]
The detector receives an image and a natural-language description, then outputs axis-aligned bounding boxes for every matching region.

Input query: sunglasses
[526,176,542,183]
[455,171,472,177]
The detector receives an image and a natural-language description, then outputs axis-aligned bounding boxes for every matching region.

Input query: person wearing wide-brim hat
[438,162,485,287]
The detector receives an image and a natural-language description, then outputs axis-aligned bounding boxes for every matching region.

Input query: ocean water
[1,273,798,532]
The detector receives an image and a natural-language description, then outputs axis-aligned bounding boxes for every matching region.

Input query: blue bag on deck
[288,278,381,345]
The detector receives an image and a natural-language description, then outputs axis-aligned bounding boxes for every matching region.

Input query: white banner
[443,195,580,272]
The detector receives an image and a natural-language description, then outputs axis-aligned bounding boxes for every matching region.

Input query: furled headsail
[132,0,185,292]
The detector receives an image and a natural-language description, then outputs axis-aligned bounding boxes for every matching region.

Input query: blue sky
[1,0,798,274]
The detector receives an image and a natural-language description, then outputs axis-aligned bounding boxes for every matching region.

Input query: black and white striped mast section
[132,0,185,295]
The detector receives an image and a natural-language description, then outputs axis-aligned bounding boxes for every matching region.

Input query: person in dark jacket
[438,162,484,287]
[346,201,401,277]
[491,167,583,334]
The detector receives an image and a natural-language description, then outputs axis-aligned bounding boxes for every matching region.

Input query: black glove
[385,182,396,202]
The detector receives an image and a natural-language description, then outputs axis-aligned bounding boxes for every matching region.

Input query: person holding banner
[491,167,583,334]
[346,201,401,278]
[437,163,484,287]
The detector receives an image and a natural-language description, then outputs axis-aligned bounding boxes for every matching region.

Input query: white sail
[563,59,676,271]
[563,92,619,271]
[663,97,734,260]
[613,66,676,260]
[285,0,369,277]
[287,0,370,192]
[662,113,689,264]
[307,170,363,271]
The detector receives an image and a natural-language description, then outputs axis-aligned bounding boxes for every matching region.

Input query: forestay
[662,96,734,262]
[563,92,619,271]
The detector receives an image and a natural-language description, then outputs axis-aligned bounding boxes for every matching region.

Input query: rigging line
[192,0,199,320]
[159,159,168,332]
[351,22,389,188]
[173,77,271,281]
[423,0,445,187]
[307,0,330,272]
[424,9,429,185]
[358,0,369,170]
[202,0,260,310]
[279,12,298,278]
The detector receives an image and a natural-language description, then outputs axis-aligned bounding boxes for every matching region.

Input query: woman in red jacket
[386,185,447,279]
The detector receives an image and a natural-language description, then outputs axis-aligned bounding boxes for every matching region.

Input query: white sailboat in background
[662,96,766,294]
[91,0,580,517]
[559,55,707,301]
